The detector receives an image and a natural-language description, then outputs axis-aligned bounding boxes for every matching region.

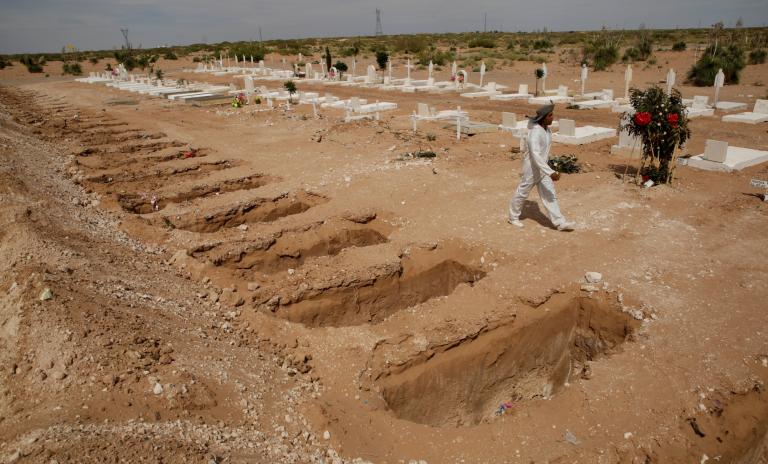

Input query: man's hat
[529,102,554,123]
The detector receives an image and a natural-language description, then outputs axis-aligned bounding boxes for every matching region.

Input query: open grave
[374,292,639,427]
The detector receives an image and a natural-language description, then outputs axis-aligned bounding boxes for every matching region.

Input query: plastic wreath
[620,86,691,184]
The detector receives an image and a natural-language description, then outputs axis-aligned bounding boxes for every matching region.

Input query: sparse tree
[283,80,297,103]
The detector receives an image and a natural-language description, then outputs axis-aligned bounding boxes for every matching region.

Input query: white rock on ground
[585,272,603,283]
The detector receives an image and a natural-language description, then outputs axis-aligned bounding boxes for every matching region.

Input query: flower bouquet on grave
[231,93,247,108]
[620,85,691,185]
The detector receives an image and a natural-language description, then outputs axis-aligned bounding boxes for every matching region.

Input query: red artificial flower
[634,112,652,127]
[667,113,679,127]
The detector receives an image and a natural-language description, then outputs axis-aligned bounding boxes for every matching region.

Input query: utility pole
[258,27,263,42]
[120,28,131,50]
[375,9,383,36]
[484,13,487,32]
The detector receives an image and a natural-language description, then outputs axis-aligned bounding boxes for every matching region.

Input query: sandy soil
[1,48,768,463]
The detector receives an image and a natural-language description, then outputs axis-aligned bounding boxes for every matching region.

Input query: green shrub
[333,61,348,73]
[416,48,454,66]
[20,55,43,73]
[748,49,767,65]
[393,36,427,54]
[0,58,12,69]
[62,62,82,75]
[622,47,640,62]
[375,50,388,70]
[468,35,496,49]
[532,39,553,51]
[635,33,653,61]
[230,43,266,61]
[672,41,687,51]
[89,56,99,64]
[583,30,620,71]
[163,50,178,60]
[686,44,745,86]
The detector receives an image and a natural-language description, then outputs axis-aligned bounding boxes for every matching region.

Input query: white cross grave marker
[666,68,676,95]
[714,68,725,105]
[624,64,633,99]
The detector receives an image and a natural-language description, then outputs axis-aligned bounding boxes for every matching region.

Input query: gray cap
[529,102,554,123]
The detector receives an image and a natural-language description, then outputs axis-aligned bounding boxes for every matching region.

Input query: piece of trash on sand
[564,430,581,446]
[494,402,514,416]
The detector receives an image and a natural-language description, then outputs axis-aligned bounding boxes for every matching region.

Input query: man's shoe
[508,219,524,228]
[556,221,576,231]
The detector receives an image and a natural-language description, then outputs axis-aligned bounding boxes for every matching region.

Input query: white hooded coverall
[508,123,567,227]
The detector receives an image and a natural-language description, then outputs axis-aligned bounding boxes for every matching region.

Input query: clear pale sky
[1,0,767,54]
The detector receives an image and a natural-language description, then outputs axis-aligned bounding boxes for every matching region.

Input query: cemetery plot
[189,214,390,275]
[116,173,279,213]
[158,191,328,233]
[265,243,486,328]
[374,293,638,427]
[84,159,239,186]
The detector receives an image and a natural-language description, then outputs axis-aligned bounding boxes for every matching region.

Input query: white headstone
[541,63,548,92]
[451,61,457,77]
[624,64,633,99]
[428,60,434,79]
[366,65,376,84]
[703,139,728,163]
[387,60,392,81]
[518,83,528,94]
[557,85,568,97]
[692,95,709,109]
[666,69,676,95]
[754,99,768,115]
[502,112,517,127]
[714,68,725,104]
[480,61,486,88]
[417,103,431,118]
[580,64,588,96]
[244,76,254,102]
[352,58,356,76]
[559,119,576,137]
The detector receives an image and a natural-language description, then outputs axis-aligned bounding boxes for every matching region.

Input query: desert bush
[532,39,553,51]
[163,50,178,60]
[230,43,265,61]
[416,47,454,66]
[583,29,621,70]
[622,47,640,62]
[467,35,496,49]
[687,44,745,85]
[62,62,82,75]
[375,50,388,70]
[89,56,99,64]
[672,41,687,51]
[748,49,767,64]
[393,36,427,54]
[20,55,43,73]
[0,57,12,69]
[635,31,653,61]
[334,61,348,73]
[114,50,137,71]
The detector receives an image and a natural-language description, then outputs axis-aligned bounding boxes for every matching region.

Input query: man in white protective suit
[508,103,575,231]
